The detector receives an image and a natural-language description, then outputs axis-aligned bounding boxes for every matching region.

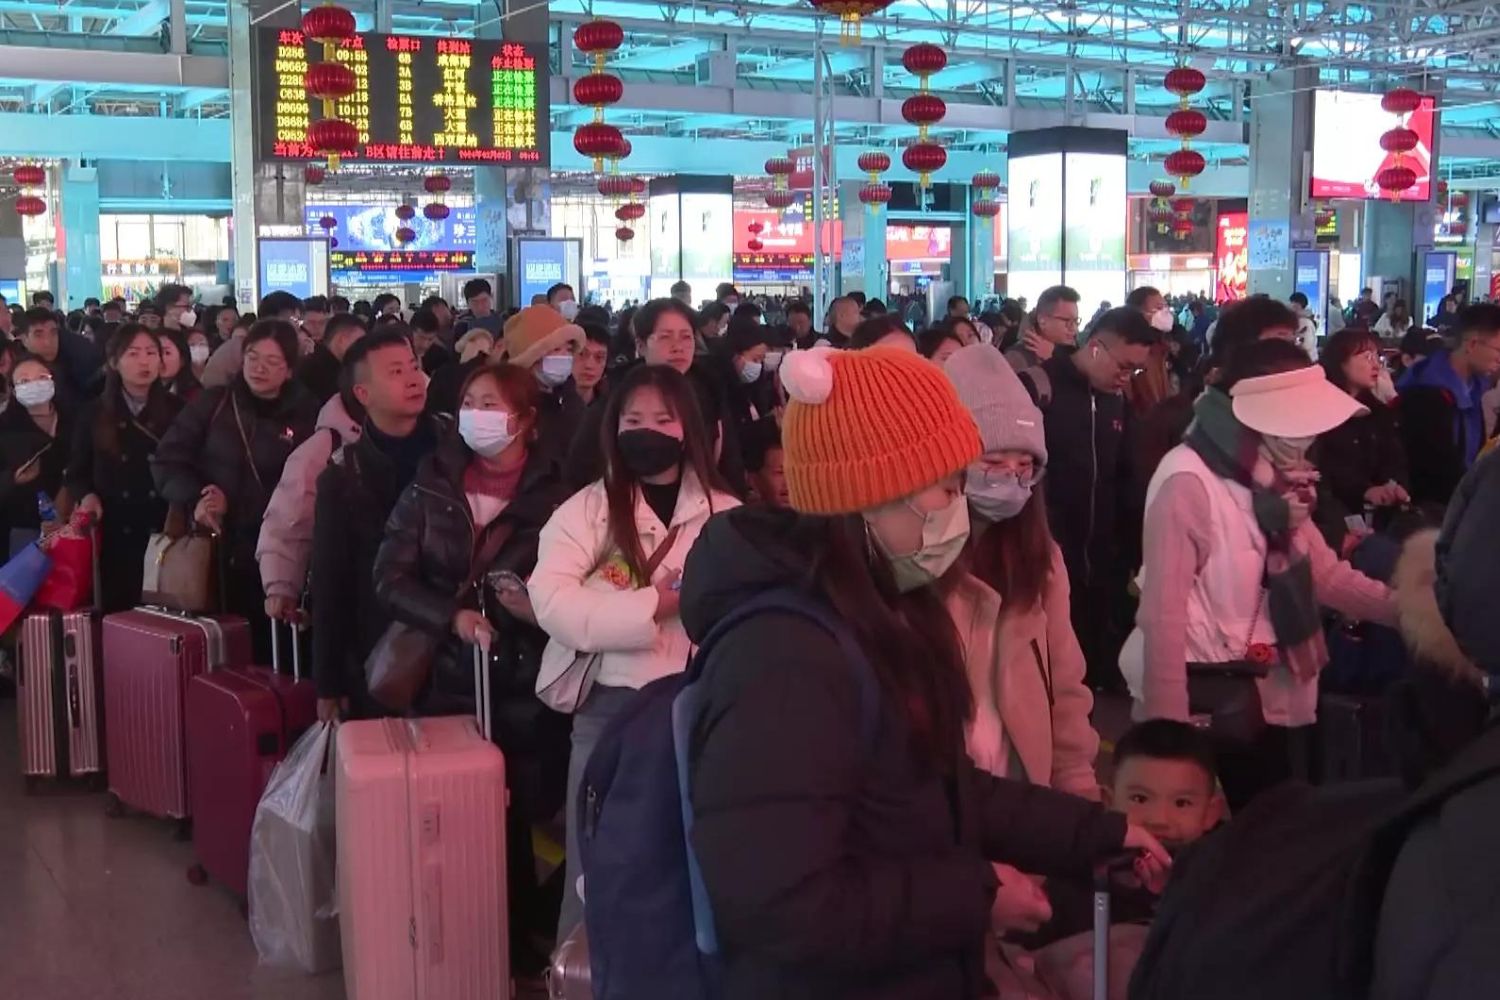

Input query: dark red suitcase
[186,621,317,896]
[17,610,104,789]
[101,608,251,827]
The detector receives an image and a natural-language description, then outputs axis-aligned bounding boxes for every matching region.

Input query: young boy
[1103,719,1226,854]
[742,417,789,508]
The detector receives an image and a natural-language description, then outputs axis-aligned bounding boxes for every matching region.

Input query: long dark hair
[601,364,728,581]
[158,329,201,398]
[97,324,177,460]
[799,513,973,773]
[965,482,1054,612]
[1320,327,1379,394]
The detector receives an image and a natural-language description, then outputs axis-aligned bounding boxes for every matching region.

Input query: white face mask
[1261,433,1317,469]
[14,379,55,408]
[967,479,1033,522]
[764,351,784,372]
[458,408,516,457]
[557,299,579,322]
[189,344,211,364]
[865,493,971,593]
[537,354,574,388]
[739,360,763,384]
[177,309,197,329]
[1150,307,1175,333]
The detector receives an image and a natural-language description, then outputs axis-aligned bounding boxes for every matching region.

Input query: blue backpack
[578,588,879,1000]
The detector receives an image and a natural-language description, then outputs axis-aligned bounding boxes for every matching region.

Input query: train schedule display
[256,27,549,166]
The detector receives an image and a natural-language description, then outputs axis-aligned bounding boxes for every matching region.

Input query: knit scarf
[1184,389,1325,677]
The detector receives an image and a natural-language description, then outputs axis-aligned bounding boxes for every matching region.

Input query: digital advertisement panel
[648,193,680,281]
[1293,249,1330,333]
[1421,251,1456,323]
[886,225,952,261]
[258,237,329,299]
[1062,151,1126,308]
[679,193,734,286]
[1310,90,1436,202]
[515,238,581,305]
[1007,152,1063,303]
[305,202,477,253]
[1216,211,1249,303]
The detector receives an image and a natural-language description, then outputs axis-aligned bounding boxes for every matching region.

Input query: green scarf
[1184,389,1322,657]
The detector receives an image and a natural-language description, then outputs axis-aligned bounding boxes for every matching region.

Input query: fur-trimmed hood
[1394,529,1485,689]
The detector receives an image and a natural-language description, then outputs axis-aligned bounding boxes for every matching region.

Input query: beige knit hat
[502,305,585,369]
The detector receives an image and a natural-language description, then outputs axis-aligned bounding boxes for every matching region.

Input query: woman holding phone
[0,356,74,553]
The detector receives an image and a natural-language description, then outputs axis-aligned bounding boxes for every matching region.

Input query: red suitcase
[186,621,317,896]
[17,610,104,790]
[101,607,251,829]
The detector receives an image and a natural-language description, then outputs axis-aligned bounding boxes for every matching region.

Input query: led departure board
[255,27,549,166]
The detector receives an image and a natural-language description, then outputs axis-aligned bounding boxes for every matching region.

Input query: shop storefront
[99,213,230,303]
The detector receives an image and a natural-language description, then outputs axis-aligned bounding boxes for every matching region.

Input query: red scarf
[463,458,524,500]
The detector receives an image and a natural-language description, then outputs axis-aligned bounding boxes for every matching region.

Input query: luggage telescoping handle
[472,642,492,742]
[269,616,302,682]
[1091,852,1141,1000]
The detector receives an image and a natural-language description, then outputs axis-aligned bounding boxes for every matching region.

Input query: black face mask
[617,428,684,478]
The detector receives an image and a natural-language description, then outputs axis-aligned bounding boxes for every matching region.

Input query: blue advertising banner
[1421,251,1456,325]
[514,238,581,304]
[1293,248,1330,335]
[305,203,477,253]
[258,238,329,299]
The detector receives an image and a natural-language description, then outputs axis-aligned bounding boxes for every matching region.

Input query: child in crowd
[740,416,788,508]
[1104,719,1226,855]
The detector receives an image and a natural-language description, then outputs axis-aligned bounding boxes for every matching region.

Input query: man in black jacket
[295,312,367,404]
[309,330,438,721]
[1021,306,1159,690]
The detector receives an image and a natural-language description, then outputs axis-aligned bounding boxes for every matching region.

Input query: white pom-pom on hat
[780,347,835,405]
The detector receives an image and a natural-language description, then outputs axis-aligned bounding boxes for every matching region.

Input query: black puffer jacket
[0,400,74,536]
[681,507,1128,1000]
[1313,394,1410,550]
[372,435,572,819]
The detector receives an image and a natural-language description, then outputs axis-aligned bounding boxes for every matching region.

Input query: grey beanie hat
[942,343,1048,465]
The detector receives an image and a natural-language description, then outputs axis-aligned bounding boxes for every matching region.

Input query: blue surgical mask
[739,360,763,384]
[967,479,1033,522]
[537,354,574,388]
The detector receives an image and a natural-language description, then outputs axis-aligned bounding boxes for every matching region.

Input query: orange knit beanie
[781,346,982,514]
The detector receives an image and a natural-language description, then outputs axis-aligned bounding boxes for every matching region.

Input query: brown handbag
[141,505,219,613]
[366,519,516,713]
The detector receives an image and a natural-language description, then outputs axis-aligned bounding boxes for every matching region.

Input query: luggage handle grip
[269,616,302,682]
[1091,852,1139,1000]
[472,642,491,742]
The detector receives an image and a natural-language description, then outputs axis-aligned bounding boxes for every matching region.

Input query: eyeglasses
[970,461,1044,489]
[244,351,288,373]
[1045,313,1081,329]
[1097,338,1144,377]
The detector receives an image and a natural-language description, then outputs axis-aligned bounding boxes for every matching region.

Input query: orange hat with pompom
[781,346,982,514]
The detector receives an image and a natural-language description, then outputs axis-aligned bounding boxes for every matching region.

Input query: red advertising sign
[887,225,952,260]
[1310,91,1436,203]
[1215,211,1248,304]
[733,206,842,261]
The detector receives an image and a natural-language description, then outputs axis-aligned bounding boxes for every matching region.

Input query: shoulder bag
[1185,587,1273,747]
[141,504,221,613]
[535,525,681,714]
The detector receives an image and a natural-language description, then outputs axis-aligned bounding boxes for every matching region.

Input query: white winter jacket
[530,471,740,691]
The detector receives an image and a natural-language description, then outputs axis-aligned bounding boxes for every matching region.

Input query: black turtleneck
[364,418,435,490]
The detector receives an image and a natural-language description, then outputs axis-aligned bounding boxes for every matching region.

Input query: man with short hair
[779,300,813,349]
[83,297,102,317]
[1399,304,1500,503]
[574,323,610,407]
[1007,284,1082,372]
[457,277,501,337]
[310,330,438,721]
[1288,291,1318,357]
[1021,306,1161,690]
[947,295,971,321]
[101,300,124,325]
[296,312,367,404]
[670,280,693,306]
[302,295,331,345]
[546,282,579,322]
[19,306,59,364]
[715,282,740,311]
[1353,287,1382,327]
[201,290,303,388]
[157,284,195,331]
[809,296,859,349]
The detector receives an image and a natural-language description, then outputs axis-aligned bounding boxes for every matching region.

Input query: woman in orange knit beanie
[667,346,1170,998]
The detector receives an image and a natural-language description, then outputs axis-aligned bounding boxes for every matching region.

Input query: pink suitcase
[186,621,318,896]
[336,645,509,1000]
[17,610,104,789]
[101,607,251,828]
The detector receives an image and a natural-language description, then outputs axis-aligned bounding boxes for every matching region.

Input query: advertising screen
[886,225,952,260]
[258,237,329,299]
[1007,152,1063,303]
[305,202,477,254]
[1062,151,1126,307]
[680,192,733,285]
[515,238,581,305]
[256,29,548,166]
[1293,249,1330,333]
[1310,90,1436,202]
[733,205,842,262]
[648,193,680,280]
[1215,211,1249,303]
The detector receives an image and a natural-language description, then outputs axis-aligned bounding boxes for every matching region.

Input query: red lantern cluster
[972,170,1002,220]
[858,150,891,211]
[303,164,326,186]
[12,163,44,219]
[302,3,358,171]
[1148,178,1176,230]
[806,0,894,44]
[573,20,628,173]
[903,44,948,188]
[14,195,44,218]
[615,226,635,243]
[765,156,797,213]
[746,219,765,253]
[1377,86,1426,201]
[423,203,450,221]
[615,202,646,223]
[1440,183,1470,242]
[13,164,44,188]
[859,182,893,208]
[765,189,799,211]
[1163,64,1207,189]
[423,172,450,224]
[1170,197,1195,240]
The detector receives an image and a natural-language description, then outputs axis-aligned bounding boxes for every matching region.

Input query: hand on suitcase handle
[1110,827,1173,895]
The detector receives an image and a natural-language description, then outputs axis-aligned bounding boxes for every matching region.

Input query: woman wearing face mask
[0,357,74,553]
[186,329,214,380]
[530,364,740,940]
[64,325,183,611]
[677,347,1168,998]
[374,362,571,973]
[500,305,585,463]
[1122,339,1399,809]
[158,330,202,402]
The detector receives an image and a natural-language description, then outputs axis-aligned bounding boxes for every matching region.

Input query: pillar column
[1246,66,1317,300]
[1362,200,1416,294]
[57,161,101,308]
[969,211,995,300]
[950,217,970,301]
[838,180,886,301]
[473,166,508,290]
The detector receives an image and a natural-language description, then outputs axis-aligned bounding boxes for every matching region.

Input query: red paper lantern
[629,176,647,196]
[1164,149,1206,186]
[318,214,337,231]
[1379,127,1419,154]
[903,141,947,186]
[806,0,894,43]
[395,226,416,244]
[1170,197,1195,215]
[972,199,1001,218]
[573,73,624,108]
[598,175,634,198]
[972,170,1001,191]
[614,137,633,162]
[305,62,357,100]
[574,121,625,170]
[1452,191,1470,207]
[615,202,646,222]
[12,165,44,188]
[1381,88,1423,116]
[1164,109,1207,139]
[573,19,625,55]
[1164,66,1207,99]
[14,194,45,217]
[902,43,947,77]
[1376,164,1417,197]
[423,203,450,221]
[303,164,326,185]
[765,157,796,178]
[1148,180,1176,199]
[1449,221,1468,237]
[330,238,339,249]
[301,5,355,43]
[857,151,891,174]
[858,182,892,207]
[615,226,635,243]
[395,204,416,221]
[747,238,765,253]
[901,93,948,127]
[423,173,451,195]
[308,118,358,155]
[1171,217,1194,238]
[747,222,765,236]
[765,190,799,210]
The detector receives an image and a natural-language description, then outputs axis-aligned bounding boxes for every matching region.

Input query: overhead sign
[305,202,477,253]
[256,29,548,166]
[329,249,474,273]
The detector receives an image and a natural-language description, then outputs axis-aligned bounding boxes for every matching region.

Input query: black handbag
[1186,589,1274,748]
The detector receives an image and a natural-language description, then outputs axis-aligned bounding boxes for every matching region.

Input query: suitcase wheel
[173,818,192,843]
[103,793,124,818]
[186,863,208,887]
